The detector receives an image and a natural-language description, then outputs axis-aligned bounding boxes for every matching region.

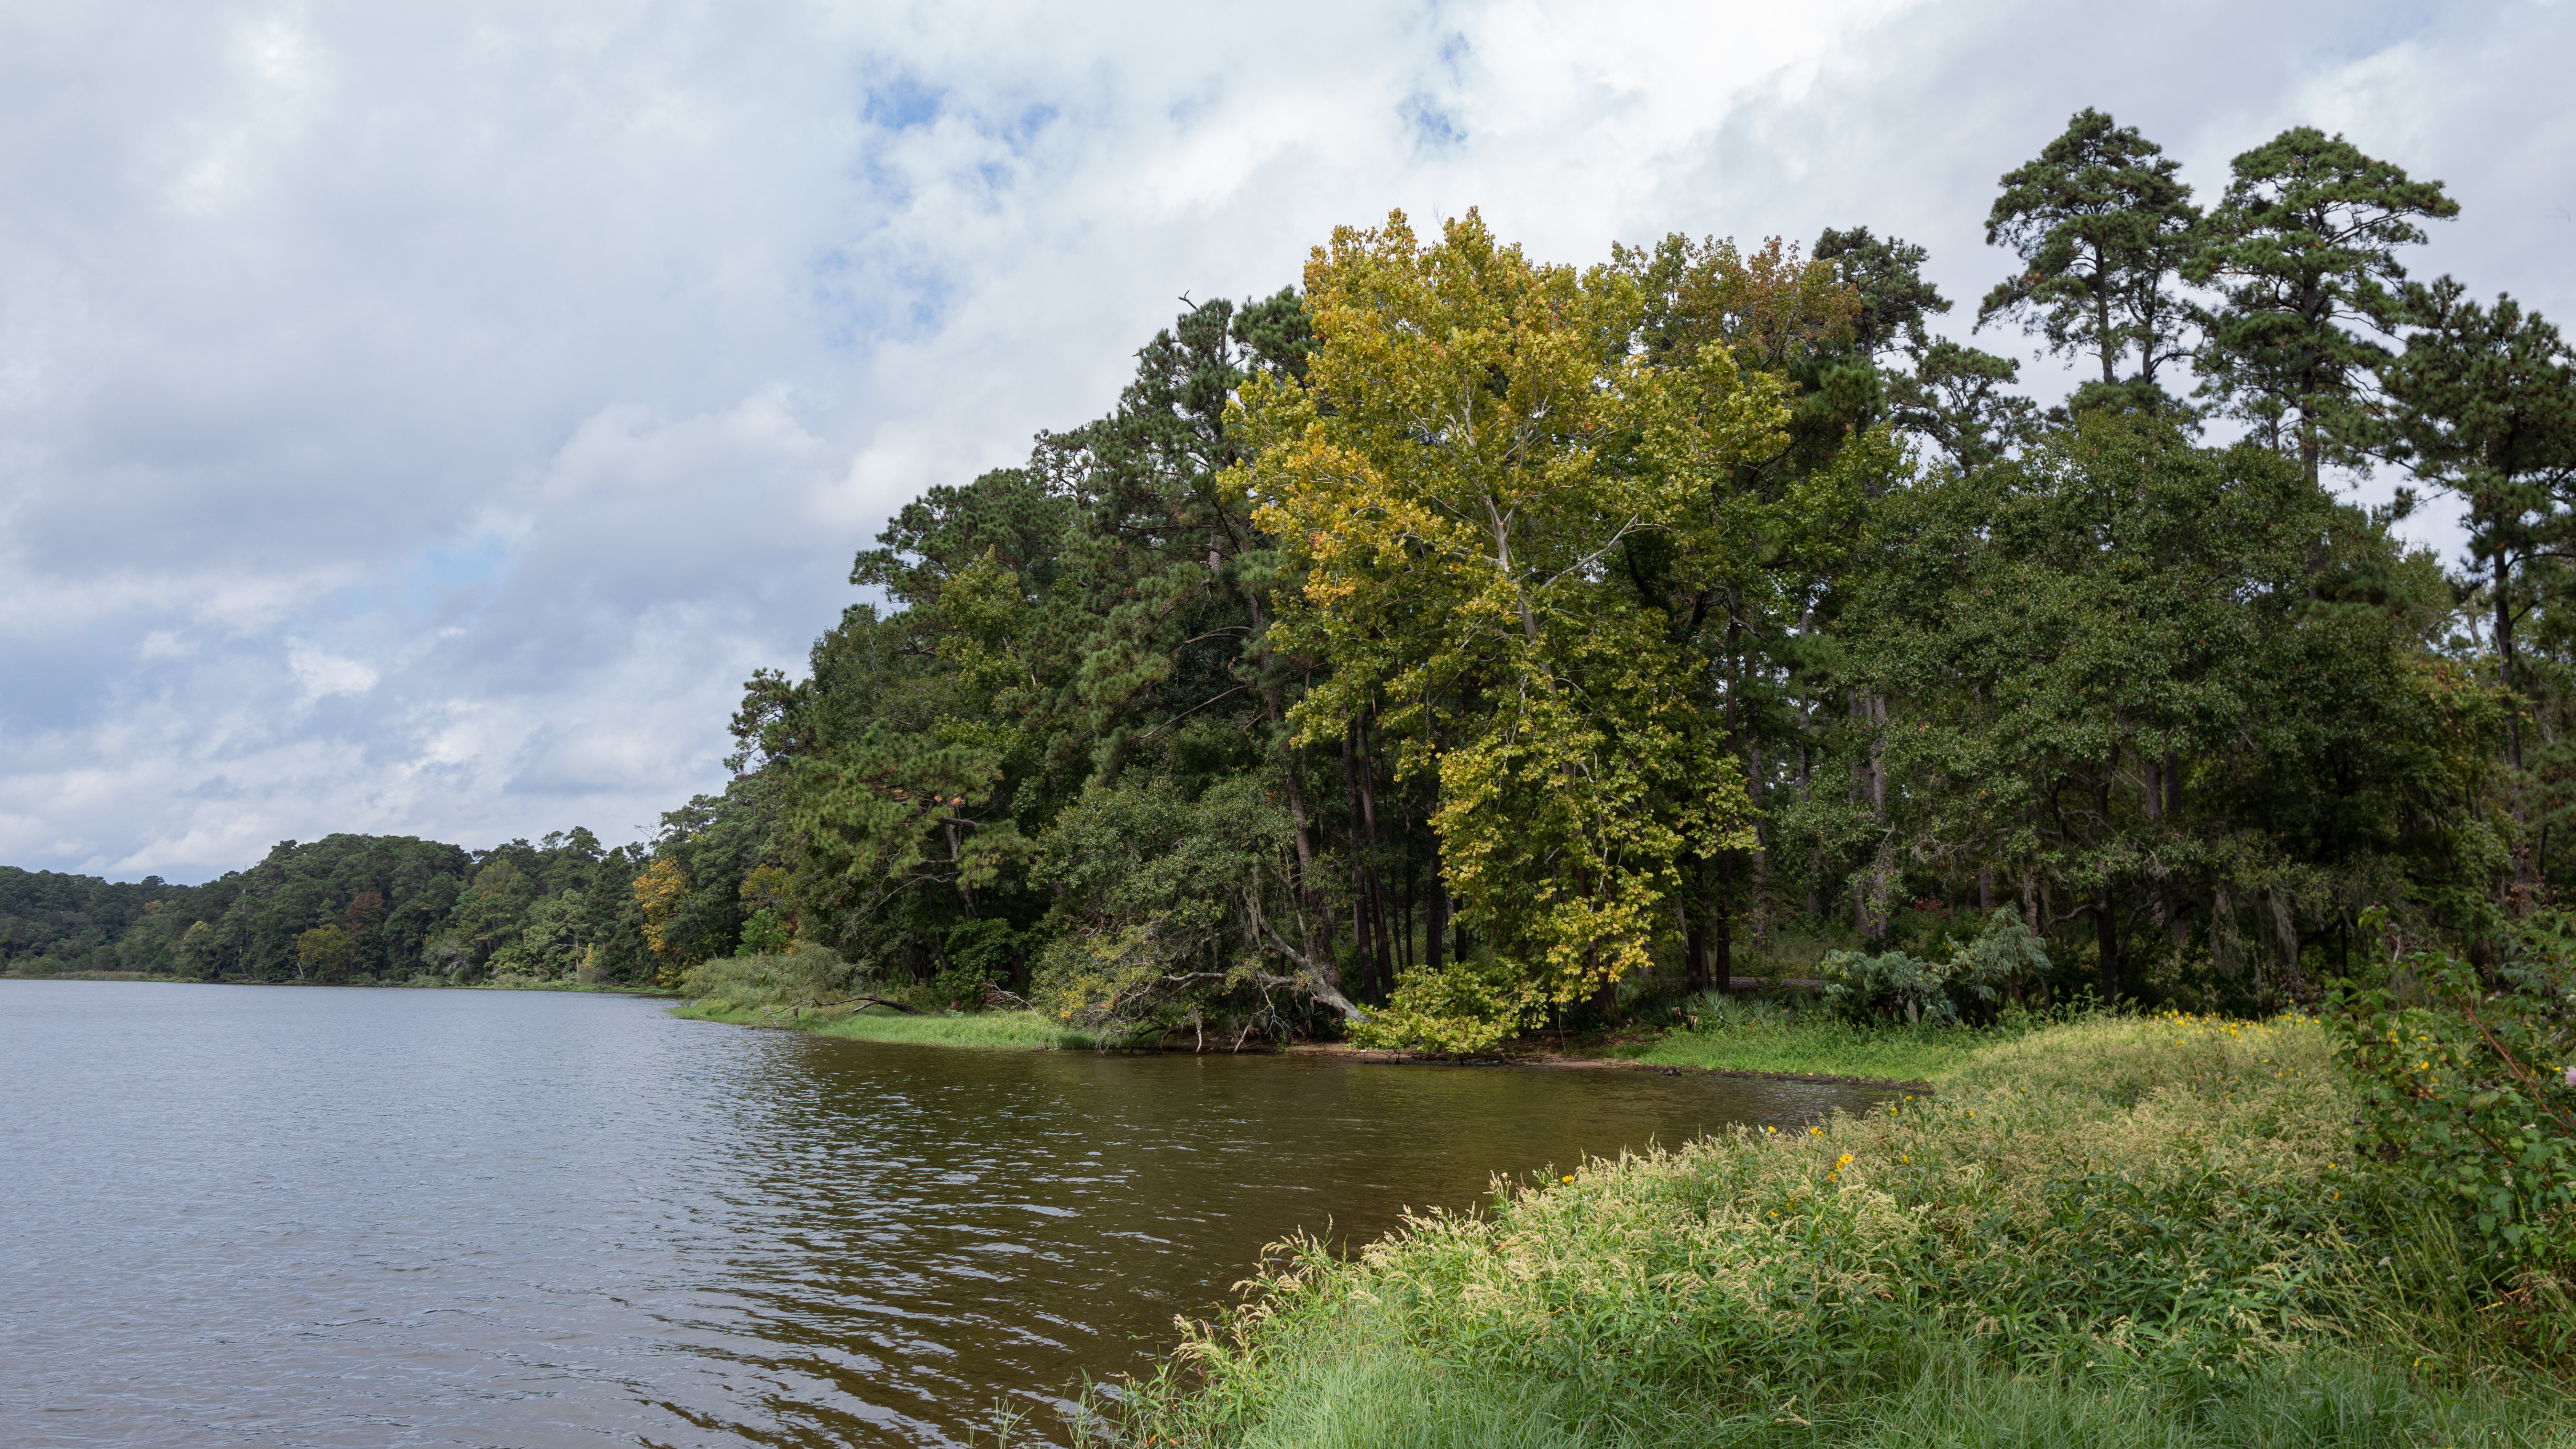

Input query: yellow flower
[1560,1174,1575,1184]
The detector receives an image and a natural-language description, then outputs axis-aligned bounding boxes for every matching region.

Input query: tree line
[0,819,755,986]
[12,110,2572,1050]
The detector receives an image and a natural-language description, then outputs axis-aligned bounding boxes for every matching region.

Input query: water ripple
[0,981,1881,1447]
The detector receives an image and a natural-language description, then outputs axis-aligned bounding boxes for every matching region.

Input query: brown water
[0,980,1886,1448]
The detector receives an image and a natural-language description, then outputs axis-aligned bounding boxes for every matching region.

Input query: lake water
[0,981,1887,1448]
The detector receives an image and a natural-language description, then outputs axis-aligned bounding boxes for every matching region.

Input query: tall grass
[1150,1326,2562,1449]
[1098,1014,2576,1447]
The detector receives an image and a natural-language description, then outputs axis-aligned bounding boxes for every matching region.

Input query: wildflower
[1561,1175,1574,1184]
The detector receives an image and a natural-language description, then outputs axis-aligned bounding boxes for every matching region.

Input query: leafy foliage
[678,946,863,1010]
[2335,909,2576,1271]
[1819,908,2050,1027]
[1978,106,2201,399]
[2192,126,2459,479]
[1244,210,1780,1047]
[1030,774,1318,1043]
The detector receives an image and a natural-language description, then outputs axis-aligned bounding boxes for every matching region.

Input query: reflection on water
[0,982,1883,1447]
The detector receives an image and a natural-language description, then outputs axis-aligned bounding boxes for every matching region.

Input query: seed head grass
[1099,1014,2576,1448]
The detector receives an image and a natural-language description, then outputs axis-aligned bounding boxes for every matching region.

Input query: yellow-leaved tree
[632,857,692,989]
[1235,210,1792,1050]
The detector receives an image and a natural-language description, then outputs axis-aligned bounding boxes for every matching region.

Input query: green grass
[1153,1326,2566,1449]
[458,977,675,994]
[1620,1017,1992,1084]
[1095,1012,2576,1448]
[671,999,1096,1051]
[1612,996,2008,1084]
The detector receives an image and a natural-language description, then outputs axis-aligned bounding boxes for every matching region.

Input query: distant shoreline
[2,972,681,997]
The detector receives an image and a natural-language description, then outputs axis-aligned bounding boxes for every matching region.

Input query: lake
[0,981,1887,1447]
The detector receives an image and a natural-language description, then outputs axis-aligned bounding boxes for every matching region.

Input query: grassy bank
[0,971,677,993]
[1614,1007,1998,1086]
[1099,1013,2576,1448]
[1553,991,2031,1086]
[670,999,1096,1051]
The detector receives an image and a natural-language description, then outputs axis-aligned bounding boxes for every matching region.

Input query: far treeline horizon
[8,108,2570,1051]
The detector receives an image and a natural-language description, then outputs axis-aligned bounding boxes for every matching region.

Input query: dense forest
[13,110,2574,1051]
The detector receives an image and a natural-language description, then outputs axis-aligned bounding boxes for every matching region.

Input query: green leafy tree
[741,292,1344,1022]
[1814,226,1946,359]
[295,924,354,982]
[0,867,199,974]
[1978,108,2202,404]
[2383,280,2576,776]
[1241,210,1784,1048]
[2191,127,2458,482]
[1844,413,2493,1003]
[192,835,471,981]
[1031,773,1325,1040]
[1890,341,2042,472]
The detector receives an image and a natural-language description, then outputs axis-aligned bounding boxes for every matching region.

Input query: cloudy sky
[2,0,2570,883]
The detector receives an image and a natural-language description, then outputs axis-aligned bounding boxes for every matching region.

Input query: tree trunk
[1250,595,1337,992]
[1357,717,1396,996]
[1340,723,1378,1000]
[2097,265,2118,386]
[1745,743,1770,948]
[1798,739,1819,923]
[2097,883,2121,1003]
[1714,851,1736,995]
[1863,696,1889,947]
[2499,550,2522,772]
[1682,891,1710,997]
[1425,874,1446,973]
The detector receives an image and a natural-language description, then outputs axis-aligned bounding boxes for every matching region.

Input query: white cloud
[286,643,378,702]
[0,0,2568,881]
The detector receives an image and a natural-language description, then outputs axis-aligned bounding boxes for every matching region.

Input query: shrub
[2333,908,2576,1276]
[679,945,860,1009]
[1819,907,2048,1025]
[738,906,794,956]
